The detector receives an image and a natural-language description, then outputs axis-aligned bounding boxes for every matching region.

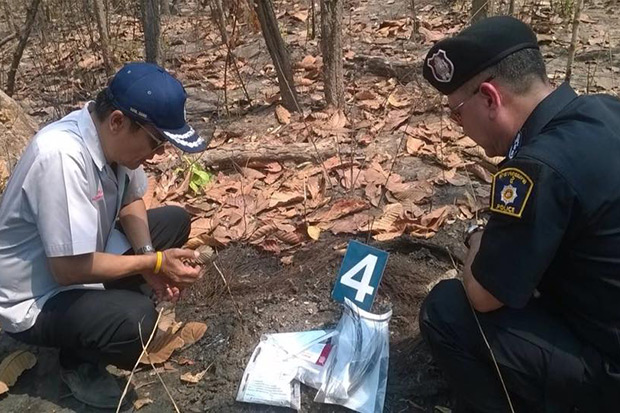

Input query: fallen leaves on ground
[140,309,208,365]
[134,398,154,410]
[181,369,208,384]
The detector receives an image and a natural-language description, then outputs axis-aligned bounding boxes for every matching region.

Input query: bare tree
[140,0,161,64]
[471,0,494,23]
[160,0,170,15]
[566,0,585,83]
[254,0,299,111]
[210,0,229,45]
[93,0,114,77]
[508,0,516,15]
[320,0,344,108]
[1,0,19,35]
[6,0,42,96]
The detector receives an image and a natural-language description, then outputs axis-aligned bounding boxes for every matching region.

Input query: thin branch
[116,308,163,413]
[212,261,244,324]
[138,319,181,413]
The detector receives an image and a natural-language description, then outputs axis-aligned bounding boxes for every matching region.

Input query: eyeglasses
[448,76,495,126]
[137,122,166,151]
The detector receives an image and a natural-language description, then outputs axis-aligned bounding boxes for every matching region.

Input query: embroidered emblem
[500,184,517,204]
[426,49,454,83]
[490,167,533,218]
[508,131,522,159]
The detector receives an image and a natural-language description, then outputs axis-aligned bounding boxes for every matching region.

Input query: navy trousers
[419,279,619,413]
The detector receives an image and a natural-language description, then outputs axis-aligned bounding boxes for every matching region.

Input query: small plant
[175,157,213,195]
[188,161,212,195]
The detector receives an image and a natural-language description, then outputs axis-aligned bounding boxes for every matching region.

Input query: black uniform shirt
[472,82,620,364]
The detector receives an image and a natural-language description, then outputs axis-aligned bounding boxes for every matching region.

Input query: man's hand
[144,248,201,286]
[143,273,181,303]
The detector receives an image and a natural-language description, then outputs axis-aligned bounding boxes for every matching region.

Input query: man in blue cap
[419,16,620,412]
[0,62,207,408]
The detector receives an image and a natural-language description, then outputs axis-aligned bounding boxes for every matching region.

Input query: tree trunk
[140,0,161,64]
[210,0,229,45]
[93,0,114,77]
[471,0,488,23]
[254,0,299,112]
[409,0,417,40]
[565,0,585,83]
[5,0,41,97]
[508,0,516,15]
[320,0,344,108]
[1,0,19,35]
[160,0,170,15]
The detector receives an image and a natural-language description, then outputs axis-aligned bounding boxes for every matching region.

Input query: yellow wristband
[153,251,163,274]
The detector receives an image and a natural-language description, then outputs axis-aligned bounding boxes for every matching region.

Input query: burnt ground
[0,223,467,413]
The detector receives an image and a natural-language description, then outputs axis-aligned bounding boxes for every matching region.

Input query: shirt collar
[506,82,578,159]
[77,102,107,172]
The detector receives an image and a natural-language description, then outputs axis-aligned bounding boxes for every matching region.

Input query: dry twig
[212,261,245,324]
[116,308,163,413]
[138,318,181,413]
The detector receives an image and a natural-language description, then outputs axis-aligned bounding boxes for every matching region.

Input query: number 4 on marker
[340,254,378,302]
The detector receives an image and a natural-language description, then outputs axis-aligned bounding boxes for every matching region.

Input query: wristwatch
[135,244,156,255]
[464,224,485,248]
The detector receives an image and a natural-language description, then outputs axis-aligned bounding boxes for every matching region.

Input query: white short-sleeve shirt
[0,103,147,333]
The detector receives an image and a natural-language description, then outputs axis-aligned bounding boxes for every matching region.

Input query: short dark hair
[485,48,548,95]
[93,88,141,132]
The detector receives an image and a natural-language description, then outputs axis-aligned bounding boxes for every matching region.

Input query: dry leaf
[134,398,153,410]
[290,10,308,22]
[281,255,294,265]
[179,322,208,347]
[308,199,369,223]
[387,93,412,108]
[143,176,158,209]
[181,369,208,384]
[269,191,303,208]
[275,105,291,125]
[0,381,7,395]
[0,350,37,391]
[406,137,425,155]
[466,164,493,184]
[141,335,185,364]
[307,225,321,240]
[297,55,317,70]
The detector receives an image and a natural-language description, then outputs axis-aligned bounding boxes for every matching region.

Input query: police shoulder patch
[490,167,534,218]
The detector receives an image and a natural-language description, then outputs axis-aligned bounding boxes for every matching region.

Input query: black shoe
[60,362,126,409]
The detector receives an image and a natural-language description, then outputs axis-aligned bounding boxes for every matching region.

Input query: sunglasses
[137,122,166,151]
[448,76,495,126]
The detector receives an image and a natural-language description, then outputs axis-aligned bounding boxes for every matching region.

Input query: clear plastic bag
[314,298,391,413]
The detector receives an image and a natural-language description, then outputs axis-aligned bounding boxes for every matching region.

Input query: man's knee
[164,205,191,242]
[121,296,157,342]
[419,278,471,344]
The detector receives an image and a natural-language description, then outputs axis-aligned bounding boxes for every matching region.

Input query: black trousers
[8,206,191,370]
[419,279,618,413]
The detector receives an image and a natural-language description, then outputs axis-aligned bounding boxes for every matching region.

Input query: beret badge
[427,49,454,83]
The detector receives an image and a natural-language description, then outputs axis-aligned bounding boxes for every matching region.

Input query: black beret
[423,16,539,95]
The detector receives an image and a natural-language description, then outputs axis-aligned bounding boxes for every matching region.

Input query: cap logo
[427,49,454,83]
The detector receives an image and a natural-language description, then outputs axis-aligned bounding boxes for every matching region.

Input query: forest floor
[0,0,618,411]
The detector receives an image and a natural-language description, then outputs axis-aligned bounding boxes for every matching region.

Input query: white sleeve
[23,149,98,257]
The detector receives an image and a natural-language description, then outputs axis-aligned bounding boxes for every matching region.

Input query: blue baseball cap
[106,62,206,153]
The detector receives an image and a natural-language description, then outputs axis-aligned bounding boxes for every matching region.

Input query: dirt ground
[0,226,466,413]
[0,0,618,410]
